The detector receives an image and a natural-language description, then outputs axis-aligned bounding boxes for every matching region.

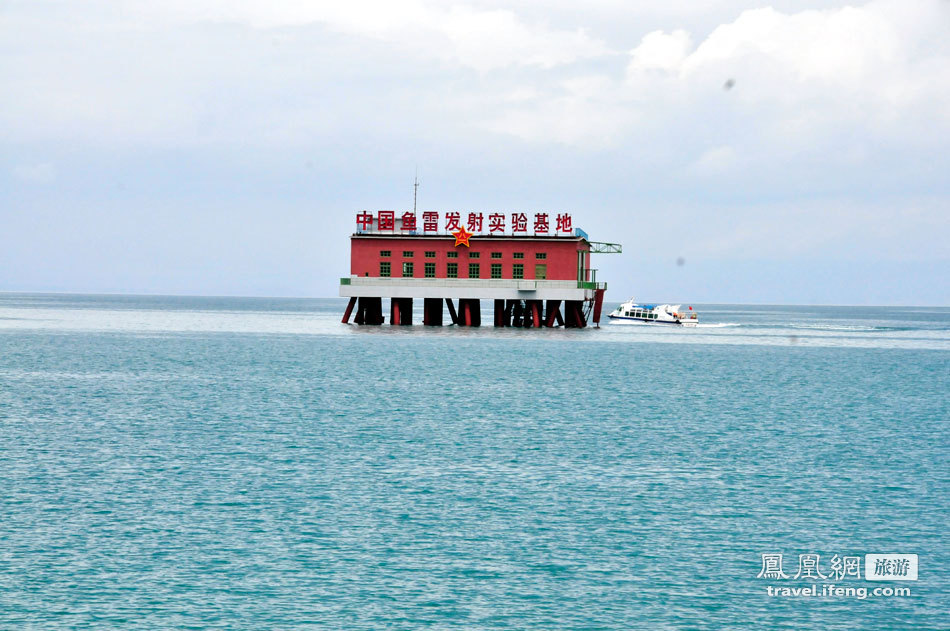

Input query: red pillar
[592,289,605,327]
[576,302,587,328]
[342,297,357,323]
[390,299,400,325]
[531,301,542,328]
[390,298,412,325]
[463,300,472,326]
[544,300,561,327]
[565,301,586,328]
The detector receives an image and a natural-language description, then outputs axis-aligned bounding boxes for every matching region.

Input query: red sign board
[356,211,574,235]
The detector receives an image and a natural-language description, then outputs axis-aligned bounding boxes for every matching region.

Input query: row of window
[380,250,546,259]
[379,262,547,279]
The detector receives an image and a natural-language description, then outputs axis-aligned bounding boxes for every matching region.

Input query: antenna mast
[413,171,419,214]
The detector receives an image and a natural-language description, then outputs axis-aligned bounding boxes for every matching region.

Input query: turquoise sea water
[1,294,947,629]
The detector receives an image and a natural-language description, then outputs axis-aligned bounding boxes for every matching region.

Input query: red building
[340,210,620,327]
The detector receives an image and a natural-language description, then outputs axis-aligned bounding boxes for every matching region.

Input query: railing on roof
[588,241,622,254]
[578,281,607,290]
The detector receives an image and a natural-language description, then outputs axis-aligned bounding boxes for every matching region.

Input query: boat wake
[786,323,888,332]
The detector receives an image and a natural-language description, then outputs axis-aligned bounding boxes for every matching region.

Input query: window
[491,252,502,259]
[424,262,436,278]
[535,252,547,260]
[380,250,391,257]
[491,263,502,279]
[402,262,414,277]
[425,251,436,258]
[468,263,480,278]
[513,263,524,279]
[469,251,480,258]
[535,264,546,279]
[447,262,458,278]
[380,262,391,277]
[447,251,458,258]
[513,252,524,259]
[402,251,414,257]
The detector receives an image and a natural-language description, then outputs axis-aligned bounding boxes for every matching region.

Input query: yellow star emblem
[452,226,473,247]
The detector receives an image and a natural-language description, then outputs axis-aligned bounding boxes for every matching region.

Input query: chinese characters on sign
[355,211,575,235]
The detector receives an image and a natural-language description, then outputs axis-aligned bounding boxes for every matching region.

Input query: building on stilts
[340,209,620,328]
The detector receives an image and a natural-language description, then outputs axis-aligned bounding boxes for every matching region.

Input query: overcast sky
[2,0,948,304]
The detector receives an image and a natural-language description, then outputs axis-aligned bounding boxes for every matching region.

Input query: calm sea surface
[1,294,947,629]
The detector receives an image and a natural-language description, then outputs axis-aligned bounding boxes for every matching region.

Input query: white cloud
[1,0,947,188]
[130,1,610,72]
[678,6,897,80]
[482,75,638,148]
[486,0,950,157]
[628,29,692,73]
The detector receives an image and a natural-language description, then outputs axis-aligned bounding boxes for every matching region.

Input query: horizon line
[1,290,947,309]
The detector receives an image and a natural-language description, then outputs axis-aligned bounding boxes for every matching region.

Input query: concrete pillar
[493,299,506,327]
[423,298,443,326]
[512,300,524,327]
[445,298,459,325]
[356,297,384,325]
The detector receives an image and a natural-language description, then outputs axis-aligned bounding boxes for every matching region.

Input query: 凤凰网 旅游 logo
[755,553,917,599]
[757,553,918,582]
[756,553,916,599]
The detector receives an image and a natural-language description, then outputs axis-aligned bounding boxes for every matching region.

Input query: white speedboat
[608,298,698,326]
